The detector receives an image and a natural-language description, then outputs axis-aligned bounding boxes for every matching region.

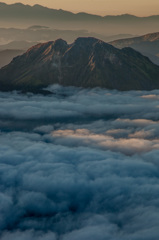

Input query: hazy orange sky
[2,0,159,16]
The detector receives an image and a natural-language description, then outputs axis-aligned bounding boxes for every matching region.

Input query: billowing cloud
[51,128,159,155]
[0,85,159,239]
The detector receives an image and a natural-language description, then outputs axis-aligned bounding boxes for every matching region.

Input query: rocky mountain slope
[110,32,159,65]
[0,37,159,92]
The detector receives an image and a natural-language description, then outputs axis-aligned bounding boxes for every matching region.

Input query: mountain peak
[33,4,48,9]
[53,39,68,49]
[0,2,6,6]
[74,37,99,46]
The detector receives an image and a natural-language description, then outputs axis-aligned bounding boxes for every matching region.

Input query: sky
[2,0,159,16]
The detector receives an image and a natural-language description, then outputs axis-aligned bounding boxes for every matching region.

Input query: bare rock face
[0,37,159,93]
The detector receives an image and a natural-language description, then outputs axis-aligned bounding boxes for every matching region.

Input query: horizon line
[0,1,159,18]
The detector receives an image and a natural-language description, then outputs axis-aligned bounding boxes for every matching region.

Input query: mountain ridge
[110,32,159,65]
[0,2,158,18]
[0,2,159,35]
[0,37,159,93]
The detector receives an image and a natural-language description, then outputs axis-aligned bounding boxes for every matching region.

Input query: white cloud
[0,86,159,239]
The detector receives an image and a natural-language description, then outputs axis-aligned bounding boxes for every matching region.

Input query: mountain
[110,32,159,65]
[0,3,159,35]
[0,40,39,50]
[0,26,132,45]
[0,37,159,93]
[0,49,24,68]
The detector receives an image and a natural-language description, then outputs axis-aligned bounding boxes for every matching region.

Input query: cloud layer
[0,85,159,239]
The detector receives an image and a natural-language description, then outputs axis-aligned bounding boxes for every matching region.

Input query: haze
[3,0,159,16]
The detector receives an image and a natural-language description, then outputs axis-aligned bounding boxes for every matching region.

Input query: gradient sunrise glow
[2,0,159,16]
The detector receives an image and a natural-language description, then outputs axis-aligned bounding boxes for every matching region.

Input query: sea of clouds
[0,85,159,240]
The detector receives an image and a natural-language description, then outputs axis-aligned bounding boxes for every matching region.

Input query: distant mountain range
[110,32,159,65]
[0,2,159,35]
[0,37,159,93]
[0,26,134,45]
